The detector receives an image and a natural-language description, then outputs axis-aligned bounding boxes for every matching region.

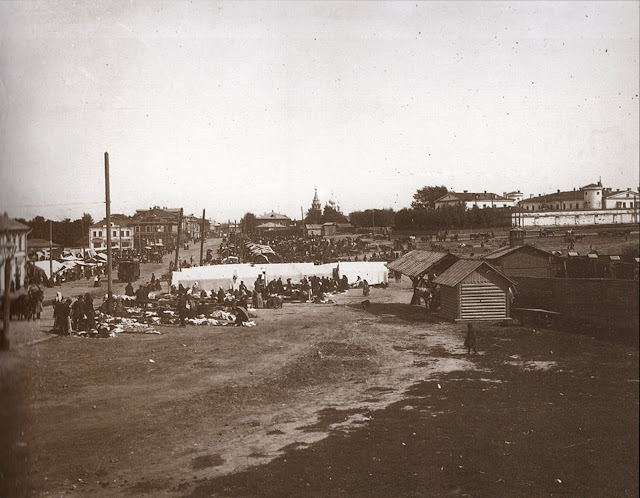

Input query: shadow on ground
[347,301,446,324]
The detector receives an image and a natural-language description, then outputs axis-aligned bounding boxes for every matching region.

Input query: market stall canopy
[337,261,388,285]
[172,262,336,292]
[34,260,65,279]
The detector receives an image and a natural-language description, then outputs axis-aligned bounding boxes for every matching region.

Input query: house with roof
[131,207,185,251]
[434,259,515,321]
[89,214,134,250]
[1,214,31,293]
[520,181,608,212]
[482,244,555,278]
[604,188,639,210]
[435,191,516,210]
[304,224,322,237]
[256,211,293,227]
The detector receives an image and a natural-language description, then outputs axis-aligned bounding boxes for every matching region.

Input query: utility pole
[372,209,375,235]
[104,152,113,314]
[49,220,53,282]
[199,209,206,266]
[174,208,183,271]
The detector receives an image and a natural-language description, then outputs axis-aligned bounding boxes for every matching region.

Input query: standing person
[177,284,187,327]
[84,293,95,329]
[71,296,83,331]
[362,279,370,297]
[55,298,71,335]
[53,292,64,331]
[464,323,477,355]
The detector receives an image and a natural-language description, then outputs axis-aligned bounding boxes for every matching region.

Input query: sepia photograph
[0,1,638,496]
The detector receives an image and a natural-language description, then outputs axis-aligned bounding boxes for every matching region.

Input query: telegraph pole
[49,220,53,282]
[174,208,183,271]
[104,152,113,313]
[199,209,206,266]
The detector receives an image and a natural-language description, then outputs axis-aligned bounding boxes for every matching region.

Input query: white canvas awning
[34,260,65,279]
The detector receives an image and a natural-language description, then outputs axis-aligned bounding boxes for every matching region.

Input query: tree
[240,212,257,234]
[81,213,94,228]
[323,203,347,223]
[305,208,322,224]
[411,185,448,210]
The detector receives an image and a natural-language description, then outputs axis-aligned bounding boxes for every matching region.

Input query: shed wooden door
[459,282,507,320]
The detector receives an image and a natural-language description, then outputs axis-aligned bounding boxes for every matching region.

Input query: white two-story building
[1,214,31,293]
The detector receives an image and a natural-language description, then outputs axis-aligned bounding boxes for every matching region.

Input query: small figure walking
[464,323,477,355]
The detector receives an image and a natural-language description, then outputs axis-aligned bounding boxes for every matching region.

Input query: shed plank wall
[440,286,458,320]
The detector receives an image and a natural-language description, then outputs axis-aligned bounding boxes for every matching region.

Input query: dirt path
[1,279,638,496]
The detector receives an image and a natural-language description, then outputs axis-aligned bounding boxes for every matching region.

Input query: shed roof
[483,244,552,261]
[434,259,515,287]
[386,250,458,278]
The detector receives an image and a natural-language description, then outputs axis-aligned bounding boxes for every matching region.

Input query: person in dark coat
[71,296,83,331]
[177,284,187,327]
[464,323,477,355]
[125,282,135,296]
[84,293,95,329]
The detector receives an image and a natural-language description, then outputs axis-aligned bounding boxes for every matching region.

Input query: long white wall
[513,208,639,228]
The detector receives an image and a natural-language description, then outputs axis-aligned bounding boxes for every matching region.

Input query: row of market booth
[172,261,390,293]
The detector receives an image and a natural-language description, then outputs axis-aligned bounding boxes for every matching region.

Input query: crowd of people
[52,292,95,334]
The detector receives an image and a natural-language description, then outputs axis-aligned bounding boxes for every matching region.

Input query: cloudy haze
[0,1,638,222]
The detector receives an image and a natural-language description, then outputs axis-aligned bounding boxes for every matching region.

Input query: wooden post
[2,248,11,350]
[174,208,183,271]
[105,152,113,313]
[49,220,53,283]
[199,209,205,266]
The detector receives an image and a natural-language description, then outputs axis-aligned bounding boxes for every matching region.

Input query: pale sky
[0,1,638,223]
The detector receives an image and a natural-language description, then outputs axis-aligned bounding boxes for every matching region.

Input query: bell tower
[311,187,321,211]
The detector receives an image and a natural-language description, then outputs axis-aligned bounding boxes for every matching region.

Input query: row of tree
[236,184,511,235]
[16,214,95,247]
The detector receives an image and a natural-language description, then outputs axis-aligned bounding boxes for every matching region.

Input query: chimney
[484,190,487,194]
[557,189,560,193]
[463,190,468,193]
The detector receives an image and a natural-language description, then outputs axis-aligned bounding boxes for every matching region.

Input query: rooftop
[0,214,30,233]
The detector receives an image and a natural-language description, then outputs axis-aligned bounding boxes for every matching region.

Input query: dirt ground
[1,236,638,497]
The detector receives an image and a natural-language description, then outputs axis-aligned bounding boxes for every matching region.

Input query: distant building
[503,191,524,203]
[483,244,555,278]
[131,207,184,251]
[304,224,322,237]
[435,191,516,210]
[519,181,626,212]
[0,214,31,293]
[89,214,134,250]
[322,222,338,236]
[256,211,293,227]
[604,188,639,210]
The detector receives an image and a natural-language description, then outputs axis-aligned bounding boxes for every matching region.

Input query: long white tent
[172,261,388,291]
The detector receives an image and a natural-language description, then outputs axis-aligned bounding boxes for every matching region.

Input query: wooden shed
[434,260,516,321]
[482,244,555,278]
